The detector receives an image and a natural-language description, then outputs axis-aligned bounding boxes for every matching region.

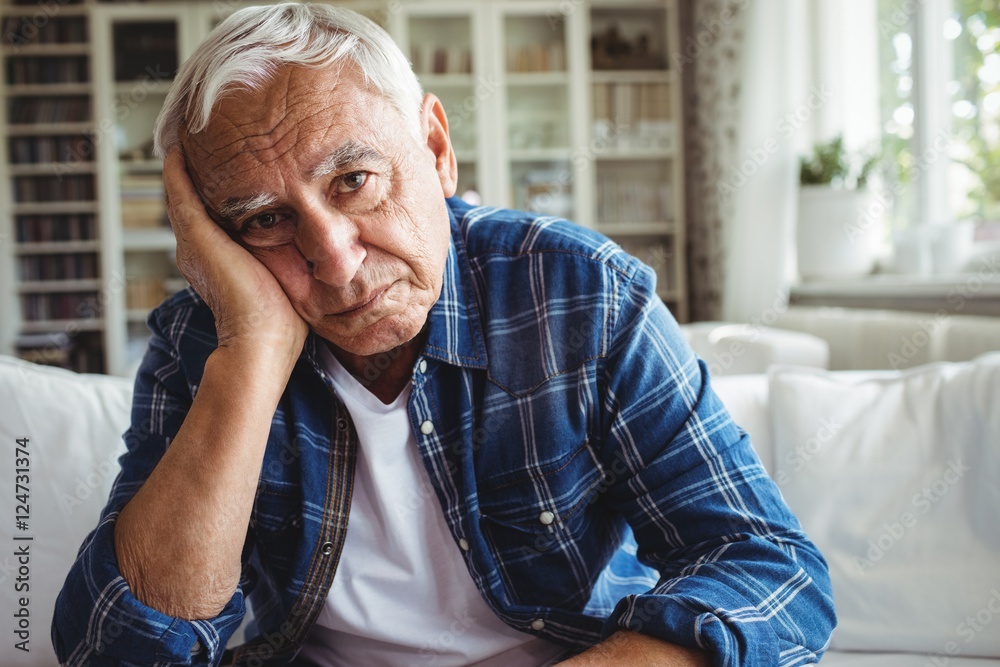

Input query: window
[877,0,1000,230]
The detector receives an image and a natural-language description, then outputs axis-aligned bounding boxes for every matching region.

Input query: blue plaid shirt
[53,197,835,667]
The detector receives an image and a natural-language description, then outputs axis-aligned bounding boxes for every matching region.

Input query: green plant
[800,134,880,189]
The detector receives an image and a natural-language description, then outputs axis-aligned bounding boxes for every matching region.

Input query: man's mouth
[333,284,392,316]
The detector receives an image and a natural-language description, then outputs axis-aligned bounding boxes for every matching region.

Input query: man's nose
[295,205,366,287]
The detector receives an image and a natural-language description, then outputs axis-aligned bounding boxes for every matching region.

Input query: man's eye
[336,172,368,194]
[239,212,294,248]
[245,212,279,230]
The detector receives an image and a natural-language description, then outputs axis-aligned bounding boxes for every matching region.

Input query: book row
[8,96,91,124]
[18,253,99,282]
[16,332,103,375]
[126,278,169,311]
[617,239,675,291]
[15,214,97,243]
[2,16,87,46]
[593,84,674,151]
[411,44,472,75]
[593,83,671,123]
[9,135,93,164]
[113,24,177,81]
[13,174,95,202]
[7,56,89,85]
[597,176,672,224]
[21,291,101,322]
[506,43,566,73]
[9,0,84,6]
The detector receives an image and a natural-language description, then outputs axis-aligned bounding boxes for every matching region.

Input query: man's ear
[420,93,458,198]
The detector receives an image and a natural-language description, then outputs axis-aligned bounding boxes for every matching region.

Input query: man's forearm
[113,344,295,619]
[559,631,711,667]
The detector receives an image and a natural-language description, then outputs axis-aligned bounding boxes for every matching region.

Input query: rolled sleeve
[51,508,246,666]
[52,300,249,666]
[597,261,836,666]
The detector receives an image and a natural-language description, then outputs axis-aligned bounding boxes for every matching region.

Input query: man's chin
[313,316,425,359]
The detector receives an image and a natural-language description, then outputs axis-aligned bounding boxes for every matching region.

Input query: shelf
[6,122,93,136]
[120,159,163,173]
[6,83,92,96]
[417,73,475,88]
[0,43,90,56]
[163,278,189,293]
[114,81,173,95]
[591,70,673,84]
[791,274,1000,299]
[20,319,103,334]
[18,279,102,294]
[594,148,675,160]
[509,148,571,161]
[506,72,568,86]
[126,309,151,323]
[599,222,677,236]
[122,228,175,251]
[12,202,98,215]
[15,241,101,255]
[8,162,96,176]
[1,5,87,18]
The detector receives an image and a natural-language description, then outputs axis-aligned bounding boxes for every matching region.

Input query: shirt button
[458,538,470,551]
[336,418,348,431]
[539,510,555,526]
[321,541,334,555]
[418,358,428,374]
[420,420,434,435]
[530,618,545,631]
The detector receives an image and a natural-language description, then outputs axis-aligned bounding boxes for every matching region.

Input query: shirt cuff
[602,581,782,667]
[52,510,246,666]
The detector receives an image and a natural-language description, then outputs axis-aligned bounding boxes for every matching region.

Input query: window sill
[790,271,1000,317]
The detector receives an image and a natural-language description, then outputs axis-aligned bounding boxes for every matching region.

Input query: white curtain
[721,0,807,322]
[720,0,880,323]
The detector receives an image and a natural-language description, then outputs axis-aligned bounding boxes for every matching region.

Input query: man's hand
[164,149,308,358]
[558,631,710,667]
[113,152,312,620]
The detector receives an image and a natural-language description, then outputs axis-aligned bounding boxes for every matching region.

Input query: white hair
[153,2,423,158]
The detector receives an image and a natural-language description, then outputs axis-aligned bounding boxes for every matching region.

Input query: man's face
[182,64,456,357]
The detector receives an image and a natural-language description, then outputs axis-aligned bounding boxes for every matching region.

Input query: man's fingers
[163,149,227,243]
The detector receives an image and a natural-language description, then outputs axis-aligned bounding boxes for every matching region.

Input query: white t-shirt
[297,346,567,667]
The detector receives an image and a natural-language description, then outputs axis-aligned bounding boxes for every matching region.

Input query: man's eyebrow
[217,192,278,222]
[308,141,389,180]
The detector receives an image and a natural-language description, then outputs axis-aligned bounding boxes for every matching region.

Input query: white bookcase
[389,0,687,321]
[1,0,686,376]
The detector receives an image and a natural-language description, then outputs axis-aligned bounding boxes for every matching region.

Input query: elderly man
[53,4,834,666]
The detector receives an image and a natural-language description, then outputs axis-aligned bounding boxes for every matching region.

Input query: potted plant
[797,135,882,279]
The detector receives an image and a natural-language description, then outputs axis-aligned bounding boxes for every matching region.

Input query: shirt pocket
[475,439,614,609]
[250,483,302,573]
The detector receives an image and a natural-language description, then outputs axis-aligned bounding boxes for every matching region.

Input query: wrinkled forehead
[180,63,396,185]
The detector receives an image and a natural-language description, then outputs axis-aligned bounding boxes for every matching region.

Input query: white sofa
[1,352,998,666]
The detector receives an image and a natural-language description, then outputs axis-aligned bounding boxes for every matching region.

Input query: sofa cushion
[768,354,1000,656]
[682,321,829,376]
[0,355,131,667]
[711,373,774,471]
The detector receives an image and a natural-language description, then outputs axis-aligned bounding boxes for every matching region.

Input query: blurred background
[0,0,997,377]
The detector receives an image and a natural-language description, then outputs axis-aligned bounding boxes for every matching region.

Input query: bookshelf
[1,0,104,372]
[588,1,687,318]
[396,0,687,319]
[1,0,687,376]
